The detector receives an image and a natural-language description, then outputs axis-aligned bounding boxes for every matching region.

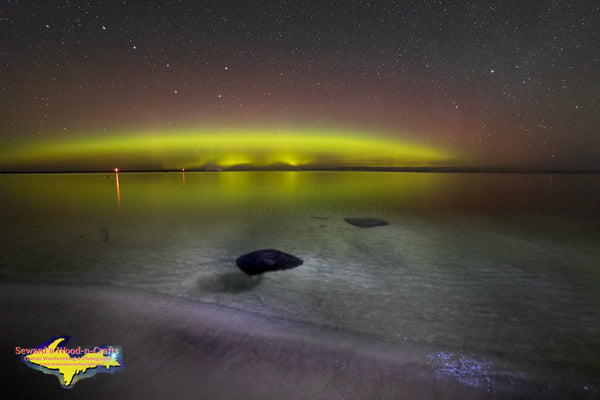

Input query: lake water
[1,172,599,399]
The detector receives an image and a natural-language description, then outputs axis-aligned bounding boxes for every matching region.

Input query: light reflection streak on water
[115,169,120,206]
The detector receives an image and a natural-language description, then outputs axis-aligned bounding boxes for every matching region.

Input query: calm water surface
[1,172,599,398]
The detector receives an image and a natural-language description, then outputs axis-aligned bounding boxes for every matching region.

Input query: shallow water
[1,172,599,398]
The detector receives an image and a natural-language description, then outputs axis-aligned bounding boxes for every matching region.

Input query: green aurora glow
[1,128,455,171]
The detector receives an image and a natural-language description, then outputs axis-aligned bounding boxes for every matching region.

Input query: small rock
[236,249,303,275]
[344,217,390,228]
[98,228,110,242]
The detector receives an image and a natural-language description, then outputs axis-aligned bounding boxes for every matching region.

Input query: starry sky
[1,0,599,170]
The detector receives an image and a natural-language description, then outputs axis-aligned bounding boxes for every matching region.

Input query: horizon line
[1,166,599,174]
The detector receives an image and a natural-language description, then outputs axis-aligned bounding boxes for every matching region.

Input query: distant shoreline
[2,167,599,174]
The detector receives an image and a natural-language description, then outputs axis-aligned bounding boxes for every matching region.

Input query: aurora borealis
[0,128,452,171]
[1,1,599,171]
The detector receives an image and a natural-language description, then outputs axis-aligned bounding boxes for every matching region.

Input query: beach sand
[1,283,522,400]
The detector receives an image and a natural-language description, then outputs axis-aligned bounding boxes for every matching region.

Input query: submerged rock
[98,228,111,242]
[344,217,390,228]
[236,249,303,275]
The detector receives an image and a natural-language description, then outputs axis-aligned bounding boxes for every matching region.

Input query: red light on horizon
[114,168,119,173]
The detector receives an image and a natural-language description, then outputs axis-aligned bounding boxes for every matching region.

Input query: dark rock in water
[344,217,390,228]
[98,228,111,242]
[236,249,303,275]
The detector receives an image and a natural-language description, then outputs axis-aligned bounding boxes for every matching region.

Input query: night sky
[2,1,599,170]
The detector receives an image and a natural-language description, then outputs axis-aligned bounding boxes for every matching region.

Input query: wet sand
[0,283,528,400]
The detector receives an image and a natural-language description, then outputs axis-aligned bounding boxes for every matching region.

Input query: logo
[16,335,124,388]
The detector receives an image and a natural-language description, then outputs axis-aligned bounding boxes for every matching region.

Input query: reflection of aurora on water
[0,128,454,172]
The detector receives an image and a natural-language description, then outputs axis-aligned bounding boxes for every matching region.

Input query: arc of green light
[1,127,455,169]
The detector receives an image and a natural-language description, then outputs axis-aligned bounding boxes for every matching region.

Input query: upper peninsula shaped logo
[18,335,124,388]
